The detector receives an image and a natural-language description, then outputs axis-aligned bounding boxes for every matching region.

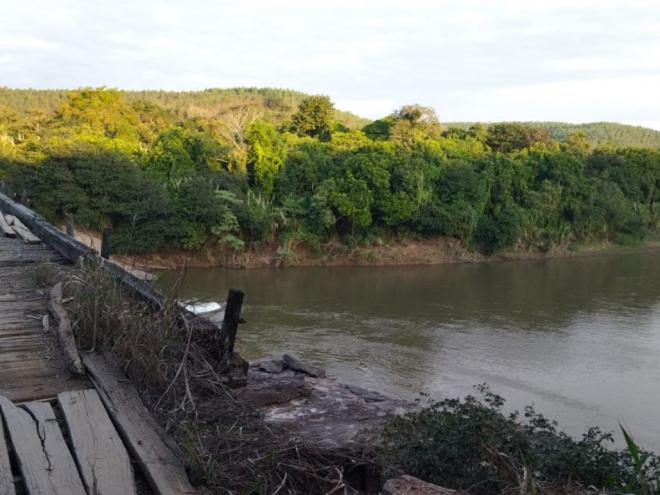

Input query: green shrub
[381,385,660,494]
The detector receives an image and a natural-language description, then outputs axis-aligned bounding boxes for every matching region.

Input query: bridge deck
[0,203,196,494]
[0,234,89,402]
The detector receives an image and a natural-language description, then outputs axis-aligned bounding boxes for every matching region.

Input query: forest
[0,87,659,258]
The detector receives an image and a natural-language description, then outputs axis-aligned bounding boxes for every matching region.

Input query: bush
[381,385,660,494]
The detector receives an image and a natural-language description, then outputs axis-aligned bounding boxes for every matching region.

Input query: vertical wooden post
[221,289,244,358]
[20,189,29,204]
[100,228,112,259]
[65,213,75,237]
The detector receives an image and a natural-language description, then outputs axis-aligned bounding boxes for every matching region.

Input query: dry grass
[32,259,60,288]
[65,258,376,494]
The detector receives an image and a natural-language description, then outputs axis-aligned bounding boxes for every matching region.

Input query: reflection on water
[157,251,660,449]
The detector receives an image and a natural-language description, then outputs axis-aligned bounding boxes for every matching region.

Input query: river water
[157,251,660,450]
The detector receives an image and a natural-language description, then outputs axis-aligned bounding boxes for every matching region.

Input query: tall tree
[289,96,334,141]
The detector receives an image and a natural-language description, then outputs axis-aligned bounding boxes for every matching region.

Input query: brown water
[157,251,660,450]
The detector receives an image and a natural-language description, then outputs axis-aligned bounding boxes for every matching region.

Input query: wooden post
[100,228,112,259]
[221,289,244,357]
[65,213,75,237]
[20,189,29,204]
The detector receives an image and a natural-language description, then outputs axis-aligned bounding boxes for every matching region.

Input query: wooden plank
[0,212,14,237]
[58,390,137,495]
[10,224,41,245]
[0,396,86,495]
[0,413,16,495]
[83,352,197,495]
[2,377,89,403]
[5,215,28,232]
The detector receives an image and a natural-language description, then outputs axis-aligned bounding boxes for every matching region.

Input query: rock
[345,384,389,403]
[231,373,309,407]
[282,353,326,378]
[382,475,456,495]
[258,374,415,451]
[254,358,285,374]
[240,354,416,459]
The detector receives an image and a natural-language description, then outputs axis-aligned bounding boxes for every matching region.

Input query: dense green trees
[288,96,334,141]
[1,87,659,257]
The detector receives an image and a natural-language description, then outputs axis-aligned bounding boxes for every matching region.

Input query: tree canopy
[1,87,659,258]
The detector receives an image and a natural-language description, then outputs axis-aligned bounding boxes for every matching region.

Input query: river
[156,251,660,450]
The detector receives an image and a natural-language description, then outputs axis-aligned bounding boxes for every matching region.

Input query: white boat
[183,301,223,315]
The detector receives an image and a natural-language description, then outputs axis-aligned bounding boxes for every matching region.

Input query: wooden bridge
[0,195,198,495]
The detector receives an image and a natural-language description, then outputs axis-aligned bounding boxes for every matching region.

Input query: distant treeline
[449,120,660,149]
[0,88,658,257]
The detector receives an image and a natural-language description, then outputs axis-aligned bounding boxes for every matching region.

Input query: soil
[70,226,660,272]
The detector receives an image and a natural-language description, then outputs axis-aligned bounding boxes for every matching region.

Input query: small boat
[182,301,223,315]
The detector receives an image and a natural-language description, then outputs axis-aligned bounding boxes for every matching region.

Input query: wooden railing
[0,192,243,362]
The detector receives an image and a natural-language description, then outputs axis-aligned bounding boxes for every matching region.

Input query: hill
[447,121,660,148]
[0,87,370,130]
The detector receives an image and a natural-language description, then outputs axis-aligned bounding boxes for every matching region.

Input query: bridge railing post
[221,289,245,360]
[65,213,75,237]
[101,228,112,259]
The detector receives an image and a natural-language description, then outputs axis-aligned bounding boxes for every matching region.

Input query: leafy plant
[381,385,660,494]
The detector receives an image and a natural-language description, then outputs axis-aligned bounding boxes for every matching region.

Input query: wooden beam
[82,352,197,495]
[48,282,84,376]
[0,396,87,495]
[58,389,137,495]
[0,413,16,495]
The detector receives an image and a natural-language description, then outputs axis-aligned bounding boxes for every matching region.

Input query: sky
[2,0,660,129]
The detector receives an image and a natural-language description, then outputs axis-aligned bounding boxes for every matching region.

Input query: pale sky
[2,0,660,128]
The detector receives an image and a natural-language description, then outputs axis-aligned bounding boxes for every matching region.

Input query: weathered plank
[0,414,16,495]
[48,283,84,376]
[5,216,40,244]
[0,212,14,238]
[3,377,88,404]
[58,389,137,495]
[83,352,197,495]
[0,396,86,495]
[10,224,41,245]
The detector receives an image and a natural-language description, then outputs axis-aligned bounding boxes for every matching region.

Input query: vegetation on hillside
[1,88,659,259]
[448,121,660,149]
